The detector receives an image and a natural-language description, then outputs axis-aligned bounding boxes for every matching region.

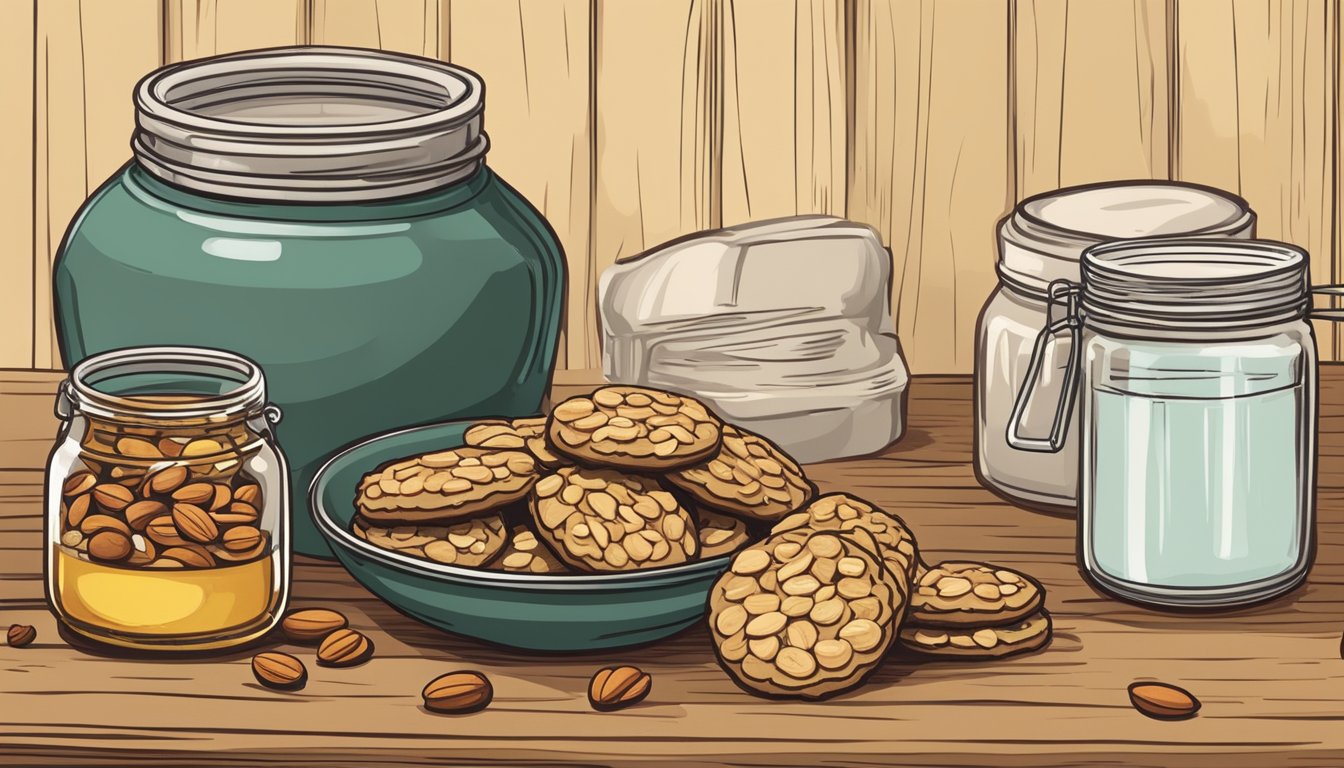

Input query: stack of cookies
[707,493,1053,700]
[353,386,815,574]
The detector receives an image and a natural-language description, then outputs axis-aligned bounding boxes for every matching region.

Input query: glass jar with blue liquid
[1010,239,1318,608]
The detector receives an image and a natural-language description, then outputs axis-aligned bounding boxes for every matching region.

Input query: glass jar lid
[998,181,1255,295]
[133,46,487,202]
[63,346,270,426]
[1080,239,1309,333]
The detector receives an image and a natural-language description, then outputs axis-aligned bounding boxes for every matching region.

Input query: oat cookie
[529,467,699,572]
[909,561,1043,627]
[356,447,537,523]
[668,425,814,522]
[353,515,507,567]
[465,417,568,469]
[708,529,907,700]
[547,386,722,470]
[491,527,569,574]
[770,494,918,585]
[898,611,1052,659]
[696,508,752,559]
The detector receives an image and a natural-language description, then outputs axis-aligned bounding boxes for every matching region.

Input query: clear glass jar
[46,347,289,650]
[978,182,1254,511]
[1011,240,1316,608]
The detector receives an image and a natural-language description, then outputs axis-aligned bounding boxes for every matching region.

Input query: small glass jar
[1010,240,1316,608]
[45,347,289,650]
[977,182,1254,511]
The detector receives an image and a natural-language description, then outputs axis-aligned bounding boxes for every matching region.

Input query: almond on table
[281,608,349,643]
[589,665,653,711]
[423,671,493,714]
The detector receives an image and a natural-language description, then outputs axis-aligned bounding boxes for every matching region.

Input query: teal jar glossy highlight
[53,47,565,557]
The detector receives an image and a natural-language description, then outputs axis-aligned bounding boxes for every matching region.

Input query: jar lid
[999,181,1255,294]
[134,46,487,202]
[1080,239,1309,332]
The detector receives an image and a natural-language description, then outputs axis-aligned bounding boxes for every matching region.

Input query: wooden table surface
[3,369,1344,767]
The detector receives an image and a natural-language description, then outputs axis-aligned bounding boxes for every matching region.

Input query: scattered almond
[422,671,492,714]
[281,608,348,643]
[252,652,307,690]
[317,628,374,667]
[588,665,653,711]
[7,624,36,648]
[1128,681,1200,720]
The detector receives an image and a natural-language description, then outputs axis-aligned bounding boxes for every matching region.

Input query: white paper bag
[599,216,909,463]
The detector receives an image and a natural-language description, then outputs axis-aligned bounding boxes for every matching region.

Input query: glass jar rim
[66,346,267,423]
[1079,238,1309,332]
[133,46,487,202]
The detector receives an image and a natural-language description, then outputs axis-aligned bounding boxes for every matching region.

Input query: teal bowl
[310,420,732,651]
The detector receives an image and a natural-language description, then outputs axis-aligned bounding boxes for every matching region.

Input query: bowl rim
[309,419,735,590]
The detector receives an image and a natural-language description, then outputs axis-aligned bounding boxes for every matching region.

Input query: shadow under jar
[46,347,289,651]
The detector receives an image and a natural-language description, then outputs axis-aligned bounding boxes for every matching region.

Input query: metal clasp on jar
[1007,280,1082,453]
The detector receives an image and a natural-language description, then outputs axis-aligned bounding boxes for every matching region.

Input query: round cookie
[491,527,569,574]
[708,529,907,700]
[697,508,752,559]
[357,447,537,523]
[465,417,568,469]
[353,514,507,567]
[667,425,815,522]
[909,561,1043,627]
[529,467,699,572]
[547,386,722,471]
[898,611,1052,659]
[770,493,919,586]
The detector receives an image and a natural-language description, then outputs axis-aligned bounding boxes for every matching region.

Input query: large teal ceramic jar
[53,47,564,557]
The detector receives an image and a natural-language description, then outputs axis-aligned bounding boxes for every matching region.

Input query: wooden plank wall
[3,0,1342,374]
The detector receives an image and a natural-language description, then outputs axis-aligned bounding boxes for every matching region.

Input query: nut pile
[708,492,1054,699]
[57,423,270,570]
[353,385,814,574]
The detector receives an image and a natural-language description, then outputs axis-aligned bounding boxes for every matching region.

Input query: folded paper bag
[599,216,909,463]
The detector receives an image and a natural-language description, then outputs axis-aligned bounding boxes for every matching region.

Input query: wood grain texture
[848,0,1013,374]
[310,0,443,57]
[593,0,718,293]
[451,0,593,370]
[164,0,309,61]
[720,0,847,224]
[1014,0,1170,197]
[33,0,161,372]
[10,0,1344,378]
[1173,0,1337,355]
[0,0,36,369]
[5,372,1344,765]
